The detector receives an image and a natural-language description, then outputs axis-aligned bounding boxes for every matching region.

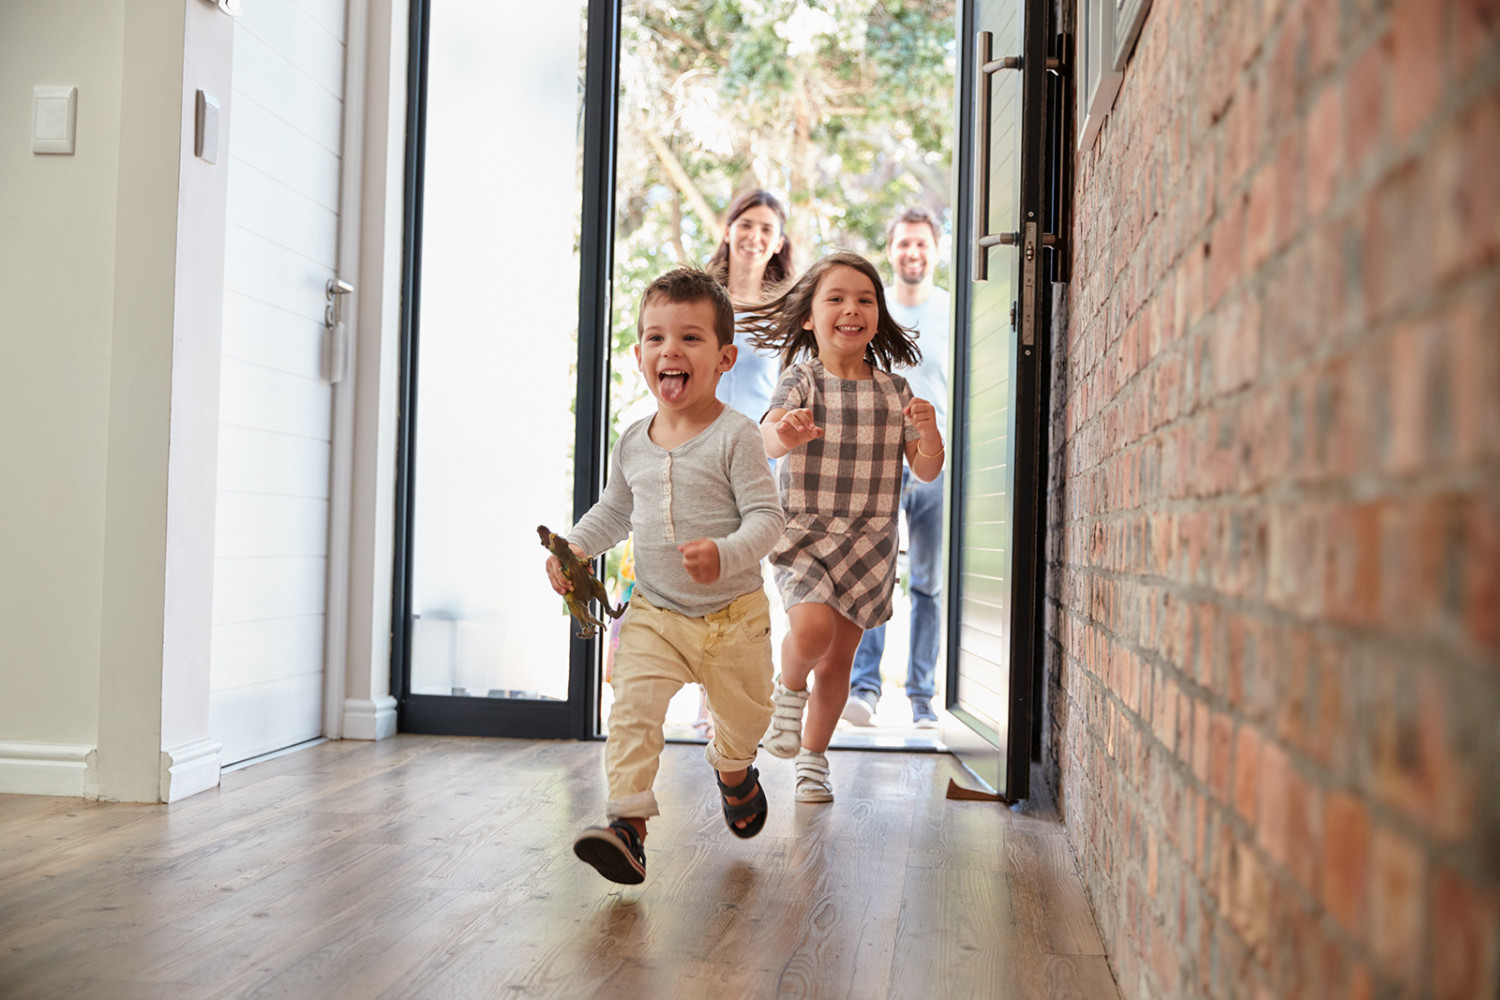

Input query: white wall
[1,0,233,801]
[0,0,404,800]
[0,0,125,793]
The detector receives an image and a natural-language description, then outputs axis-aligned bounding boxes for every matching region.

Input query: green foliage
[611,0,958,434]
[600,1,956,593]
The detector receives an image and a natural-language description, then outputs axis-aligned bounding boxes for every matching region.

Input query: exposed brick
[1304,83,1342,220]
[1209,710,1235,803]
[1243,162,1276,274]
[1256,739,1291,867]
[1430,866,1500,1000]
[1342,38,1387,174]
[1369,824,1426,983]
[1051,3,1500,997]
[1453,0,1500,78]
[1321,790,1371,936]
[1389,0,1446,144]
[1233,724,1262,824]
[1321,501,1384,626]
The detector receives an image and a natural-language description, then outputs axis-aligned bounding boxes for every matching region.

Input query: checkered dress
[767,358,921,629]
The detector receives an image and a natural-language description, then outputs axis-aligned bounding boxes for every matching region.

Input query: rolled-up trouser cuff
[703,741,757,773]
[606,789,660,821]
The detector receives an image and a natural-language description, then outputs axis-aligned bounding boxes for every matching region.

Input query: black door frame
[393,0,1054,762]
[392,0,621,739]
[944,0,1055,799]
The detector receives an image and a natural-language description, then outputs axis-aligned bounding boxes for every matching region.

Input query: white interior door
[211,0,349,765]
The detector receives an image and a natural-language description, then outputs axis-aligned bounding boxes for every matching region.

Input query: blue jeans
[850,470,943,702]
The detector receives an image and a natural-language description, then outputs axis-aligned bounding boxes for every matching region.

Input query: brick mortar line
[1072,59,1500,358]
[1057,261,1500,418]
[1056,671,1462,997]
[1045,611,1484,841]
[1058,722,1269,997]
[1043,565,1494,659]
[1048,615,1499,884]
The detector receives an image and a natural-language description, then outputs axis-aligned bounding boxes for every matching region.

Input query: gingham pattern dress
[767,358,920,629]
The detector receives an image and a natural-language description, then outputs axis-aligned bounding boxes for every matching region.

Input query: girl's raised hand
[904,397,938,437]
[775,407,824,450]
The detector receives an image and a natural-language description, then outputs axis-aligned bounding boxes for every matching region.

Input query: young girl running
[752,251,946,802]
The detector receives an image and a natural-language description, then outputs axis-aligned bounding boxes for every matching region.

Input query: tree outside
[608,0,958,448]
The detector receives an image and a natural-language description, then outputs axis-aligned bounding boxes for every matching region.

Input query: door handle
[973,31,1023,282]
[323,277,354,384]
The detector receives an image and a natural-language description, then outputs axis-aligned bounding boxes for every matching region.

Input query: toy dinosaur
[538,525,626,639]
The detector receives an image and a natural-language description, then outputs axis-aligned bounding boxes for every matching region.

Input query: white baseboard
[159,737,223,803]
[342,696,397,740]
[0,742,96,797]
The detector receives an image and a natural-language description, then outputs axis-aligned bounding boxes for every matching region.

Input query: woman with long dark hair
[710,190,796,423]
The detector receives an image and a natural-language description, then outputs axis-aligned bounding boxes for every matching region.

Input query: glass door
[945,0,1053,798]
[395,0,618,737]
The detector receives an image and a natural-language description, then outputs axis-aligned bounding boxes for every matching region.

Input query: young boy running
[544,268,786,884]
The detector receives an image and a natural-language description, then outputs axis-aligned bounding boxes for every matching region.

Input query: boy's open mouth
[658,368,689,402]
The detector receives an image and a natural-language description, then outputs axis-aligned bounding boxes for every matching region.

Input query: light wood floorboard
[0,735,1121,1000]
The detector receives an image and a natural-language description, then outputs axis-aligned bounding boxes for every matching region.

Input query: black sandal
[573,819,646,884]
[717,765,768,840]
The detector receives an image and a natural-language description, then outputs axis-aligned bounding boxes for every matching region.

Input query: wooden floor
[0,736,1119,1000]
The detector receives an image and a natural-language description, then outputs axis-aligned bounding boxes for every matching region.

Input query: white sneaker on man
[841,690,877,727]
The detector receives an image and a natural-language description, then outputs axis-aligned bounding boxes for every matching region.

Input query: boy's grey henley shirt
[567,406,785,619]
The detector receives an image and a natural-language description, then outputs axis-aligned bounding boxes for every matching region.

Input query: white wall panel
[213,555,328,624]
[216,425,332,498]
[230,95,341,210]
[221,291,325,377]
[232,27,343,152]
[224,225,329,322]
[213,0,347,765]
[214,493,330,558]
[211,616,325,691]
[240,0,347,96]
[219,357,333,439]
[209,671,324,763]
[226,159,339,266]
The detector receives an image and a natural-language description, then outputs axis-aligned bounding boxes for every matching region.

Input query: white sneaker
[763,679,809,758]
[841,690,877,727]
[794,750,833,803]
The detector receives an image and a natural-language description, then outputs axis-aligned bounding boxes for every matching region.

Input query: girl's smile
[802,264,879,372]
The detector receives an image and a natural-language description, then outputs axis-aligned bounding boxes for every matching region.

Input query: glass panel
[407,0,589,701]
[955,0,1023,740]
[608,1,958,742]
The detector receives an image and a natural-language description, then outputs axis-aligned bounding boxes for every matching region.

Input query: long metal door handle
[973,31,1023,282]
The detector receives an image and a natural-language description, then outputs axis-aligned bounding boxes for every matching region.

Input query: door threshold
[660,722,949,753]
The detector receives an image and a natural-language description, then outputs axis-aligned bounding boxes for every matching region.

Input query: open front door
[944,0,1059,798]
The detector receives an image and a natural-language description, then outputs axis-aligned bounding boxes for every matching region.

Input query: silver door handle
[973,31,1023,282]
[323,277,355,384]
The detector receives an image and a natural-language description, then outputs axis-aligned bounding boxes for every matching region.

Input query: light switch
[195,90,220,164]
[33,86,77,155]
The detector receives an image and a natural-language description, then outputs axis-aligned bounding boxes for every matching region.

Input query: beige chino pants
[605,589,775,820]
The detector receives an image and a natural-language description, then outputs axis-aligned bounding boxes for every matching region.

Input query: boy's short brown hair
[637,267,736,348]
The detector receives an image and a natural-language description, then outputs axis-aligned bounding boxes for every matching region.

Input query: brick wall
[1046,0,1500,997]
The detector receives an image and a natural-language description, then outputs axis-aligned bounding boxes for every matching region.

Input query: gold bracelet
[917,440,945,458]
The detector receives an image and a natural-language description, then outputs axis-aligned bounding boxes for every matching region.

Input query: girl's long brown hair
[746,251,922,373]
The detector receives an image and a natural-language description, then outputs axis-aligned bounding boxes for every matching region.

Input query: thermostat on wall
[33,86,77,155]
